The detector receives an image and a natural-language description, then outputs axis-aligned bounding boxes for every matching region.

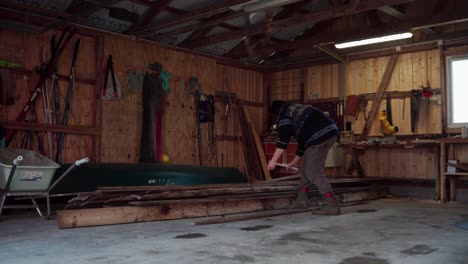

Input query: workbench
[439,138,468,203]
[340,141,440,198]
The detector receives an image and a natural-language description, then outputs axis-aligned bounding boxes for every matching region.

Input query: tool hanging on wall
[410,90,420,133]
[178,77,186,106]
[0,69,14,110]
[50,31,68,126]
[385,94,393,126]
[356,96,368,121]
[140,62,167,163]
[2,27,76,147]
[101,55,122,100]
[379,110,399,136]
[127,69,143,93]
[159,70,172,95]
[21,75,44,153]
[189,77,203,166]
[56,38,81,163]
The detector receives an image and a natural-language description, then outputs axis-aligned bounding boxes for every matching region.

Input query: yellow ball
[162,153,170,163]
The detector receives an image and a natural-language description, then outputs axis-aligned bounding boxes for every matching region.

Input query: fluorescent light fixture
[335,32,413,49]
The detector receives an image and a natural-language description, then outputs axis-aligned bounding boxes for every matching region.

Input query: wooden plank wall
[347,50,441,136]
[101,37,263,168]
[1,29,264,171]
[214,65,263,173]
[345,51,441,178]
[271,50,443,179]
[272,65,340,102]
[271,69,304,102]
[0,29,96,163]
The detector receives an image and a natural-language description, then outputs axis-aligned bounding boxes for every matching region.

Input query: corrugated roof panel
[169,0,218,11]
[241,56,264,64]
[85,9,132,33]
[206,26,230,37]
[150,10,176,22]
[157,31,192,45]
[195,38,243,56]
[224,15,249,28]
[304,0,330,12]
[155,20,200,34]
[113,0,149,16]
[272,22,315,40]
[12,0,73,11]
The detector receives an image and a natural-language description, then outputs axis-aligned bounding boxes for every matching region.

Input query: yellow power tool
[379,110,399,136]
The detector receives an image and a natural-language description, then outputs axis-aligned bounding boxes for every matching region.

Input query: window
[447,55,468,127]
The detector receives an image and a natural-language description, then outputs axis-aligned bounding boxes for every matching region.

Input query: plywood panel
[305,64,339,100]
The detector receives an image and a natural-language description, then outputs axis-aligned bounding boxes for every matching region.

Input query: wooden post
[449,176,456,202]
[440,140,446,202]
[92,37,104,162]
[361,54,399,140]
[262,72,272,136]
[439,43,447,136]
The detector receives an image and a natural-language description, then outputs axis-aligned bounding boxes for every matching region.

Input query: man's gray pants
[300,136,337,195]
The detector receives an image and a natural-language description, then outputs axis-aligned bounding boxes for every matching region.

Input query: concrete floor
[0,199,467,264]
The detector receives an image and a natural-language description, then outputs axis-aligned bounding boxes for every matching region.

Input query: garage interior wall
[271,48,468,179]
[0,28,263,174]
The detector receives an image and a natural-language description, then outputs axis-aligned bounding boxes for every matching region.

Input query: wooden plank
[241,104,272,180]
[361,54,399,139]
[195,201,368,225]
[57,197,293,228]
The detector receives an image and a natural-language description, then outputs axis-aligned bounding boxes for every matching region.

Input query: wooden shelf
[0,121,99,135]
[440,137,468,143]
[444,172,468,176]
[0,66,96,85]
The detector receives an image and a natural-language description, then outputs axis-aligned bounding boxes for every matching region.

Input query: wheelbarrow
[0,148,88,219]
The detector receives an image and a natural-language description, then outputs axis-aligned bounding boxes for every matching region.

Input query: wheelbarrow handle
[3,156,23,192]
[14,155,23,166]
[48,157,90,192]
[75,157,89,166]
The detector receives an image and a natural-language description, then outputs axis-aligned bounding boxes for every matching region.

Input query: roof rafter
[256,6,468,56]
[185,0,415,49]
[133,0,251,36]
[126,0,172,34]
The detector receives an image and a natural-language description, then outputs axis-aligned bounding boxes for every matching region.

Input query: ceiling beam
[133,0,251,36]
[153,10,245,40]
[254,7,468,56]
[185,0,415,49]
[273,0,315,20]
[224,0,316,59]
[315,45,347,63]
[377,5,435,34]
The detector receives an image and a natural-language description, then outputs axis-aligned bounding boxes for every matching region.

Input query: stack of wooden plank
[238,102,271,182]
[57,178,388,229]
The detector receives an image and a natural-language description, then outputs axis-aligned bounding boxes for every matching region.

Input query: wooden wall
[0,28,264,171]
[101,37,263,168]
[271,49,445,179]
[346,50,442,136]
[272,65,340,102]
[0,29,96,163]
